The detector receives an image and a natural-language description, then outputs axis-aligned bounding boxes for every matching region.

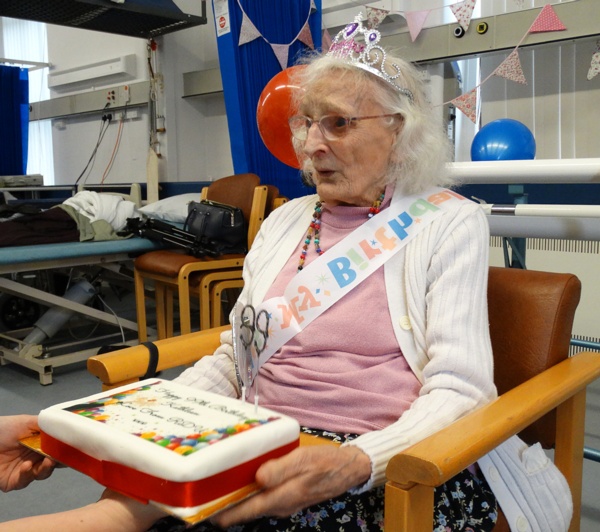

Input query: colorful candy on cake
[37,379,300,522]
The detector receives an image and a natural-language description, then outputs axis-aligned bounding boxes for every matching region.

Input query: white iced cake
[38,379,300,521]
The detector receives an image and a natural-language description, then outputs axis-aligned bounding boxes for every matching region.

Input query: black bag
[125,200,247,258]
[184,200,247,256]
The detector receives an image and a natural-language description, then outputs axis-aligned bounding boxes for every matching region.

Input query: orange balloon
[256,66,305,169]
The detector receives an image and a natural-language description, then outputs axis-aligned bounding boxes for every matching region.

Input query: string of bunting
[237,0,598,123]
[588,40,600,81]
[237,0,317,70]
[353,1,596,124]
[448,3,567,123]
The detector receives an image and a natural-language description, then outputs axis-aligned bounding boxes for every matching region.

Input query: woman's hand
[211,444,371,527]
[0,415,56,492]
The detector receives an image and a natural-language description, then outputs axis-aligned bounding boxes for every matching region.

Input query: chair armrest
[87,325,230,388]
[386,351,600,488]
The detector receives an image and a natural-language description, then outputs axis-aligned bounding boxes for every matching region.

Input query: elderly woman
[153,15,499,532]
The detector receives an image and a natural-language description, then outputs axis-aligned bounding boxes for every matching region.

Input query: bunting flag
[271,44,290,71]
[298,23,315,50]
[529,4,566,33]
[450,0,477,32]
[405,10,431,42]
[236,0,316,71]
[452,89,478,124]
[494,50,527,85]
[238,12,261,45]
[322,28,333,52]
[588,51,600,80]
[366,6,389,29]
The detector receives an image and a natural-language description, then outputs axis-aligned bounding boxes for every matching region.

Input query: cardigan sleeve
[345,203,498,492]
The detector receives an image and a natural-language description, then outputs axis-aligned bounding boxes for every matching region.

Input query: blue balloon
[471,119,536,161]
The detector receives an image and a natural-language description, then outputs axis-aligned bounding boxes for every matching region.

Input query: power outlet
[106,89,116,106]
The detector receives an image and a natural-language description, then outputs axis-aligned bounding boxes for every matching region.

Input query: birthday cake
[37,379,300,521]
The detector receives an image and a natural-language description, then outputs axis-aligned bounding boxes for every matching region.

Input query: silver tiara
[327,13,414,102]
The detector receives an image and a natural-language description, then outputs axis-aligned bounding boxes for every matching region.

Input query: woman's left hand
[211,444,371,527]
[0,415,56,492]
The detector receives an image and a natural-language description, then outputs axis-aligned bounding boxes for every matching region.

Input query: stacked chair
[198,192,288,331]
[134,173,271,341]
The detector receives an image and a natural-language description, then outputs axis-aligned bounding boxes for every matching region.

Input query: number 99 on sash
[232,303,270,399]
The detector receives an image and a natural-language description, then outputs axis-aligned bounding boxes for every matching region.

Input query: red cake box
[38,379,300,522]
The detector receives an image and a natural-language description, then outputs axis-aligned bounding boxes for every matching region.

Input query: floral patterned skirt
[148,428,498,532]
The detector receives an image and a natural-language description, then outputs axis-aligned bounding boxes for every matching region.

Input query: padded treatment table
[0,237,166,384]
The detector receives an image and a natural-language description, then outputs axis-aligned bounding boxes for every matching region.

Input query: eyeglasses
[288,114,400,142]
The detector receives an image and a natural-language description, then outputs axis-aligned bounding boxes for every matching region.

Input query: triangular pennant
[452,89,478,124]
[310,0,317,14]
[494,50,527,85]
[297,23,315,50]
[588,51,600,80]
[322,28,333,52]
[529,4,566,33]
[238,12,262,46]
[405,10,430,42]
[366,6,390,29]
[272,44,290,70]
[450,0,477,32]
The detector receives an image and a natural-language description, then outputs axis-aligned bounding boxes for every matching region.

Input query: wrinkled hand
[212,444,371,528]
[0,415,56,492]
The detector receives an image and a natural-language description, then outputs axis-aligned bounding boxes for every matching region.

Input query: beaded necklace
[297,192,385,272]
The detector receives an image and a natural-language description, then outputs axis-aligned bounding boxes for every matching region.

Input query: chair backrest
[487,266,581,448]
[200,173,267,249]
[201,173,261,221]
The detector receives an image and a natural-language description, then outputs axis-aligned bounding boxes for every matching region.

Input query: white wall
[27,0,599,189]
[45,0,233,189]
[161,0,233,184]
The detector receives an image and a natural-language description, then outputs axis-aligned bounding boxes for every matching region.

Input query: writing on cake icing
[63,382,279,456]
[139,407,165,419]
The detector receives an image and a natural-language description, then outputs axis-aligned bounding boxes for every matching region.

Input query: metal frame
[0,242,159,384]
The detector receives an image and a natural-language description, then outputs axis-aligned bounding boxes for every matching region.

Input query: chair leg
[199,272,243,330]
[134,269,148,343]
[555,389,586,532]
[167,288,176,338]
[384,481,434,532]
[155,282,168,340]
[178,274,193,336]
[199,274,212,332]
[211,280,244,327]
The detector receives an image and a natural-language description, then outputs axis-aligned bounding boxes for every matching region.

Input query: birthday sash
[238,187,468,387]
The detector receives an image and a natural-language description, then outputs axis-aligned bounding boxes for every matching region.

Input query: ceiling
[0,0,207,39]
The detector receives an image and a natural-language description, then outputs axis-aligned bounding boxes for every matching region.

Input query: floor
[0,296,599,529]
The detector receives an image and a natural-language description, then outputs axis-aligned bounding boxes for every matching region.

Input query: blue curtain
[216,0,321,199]
[0,65,29,175]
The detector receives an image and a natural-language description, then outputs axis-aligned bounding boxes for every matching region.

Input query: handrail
[448,158,600,184]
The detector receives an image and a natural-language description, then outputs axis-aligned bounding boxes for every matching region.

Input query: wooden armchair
[87,266,600,531]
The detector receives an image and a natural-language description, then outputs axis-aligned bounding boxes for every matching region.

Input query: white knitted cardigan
[176,186,572,530]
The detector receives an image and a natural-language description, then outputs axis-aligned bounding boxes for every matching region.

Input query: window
[1,17,55,184]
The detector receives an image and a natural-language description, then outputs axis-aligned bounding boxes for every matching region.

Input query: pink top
[249,187,421,434]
